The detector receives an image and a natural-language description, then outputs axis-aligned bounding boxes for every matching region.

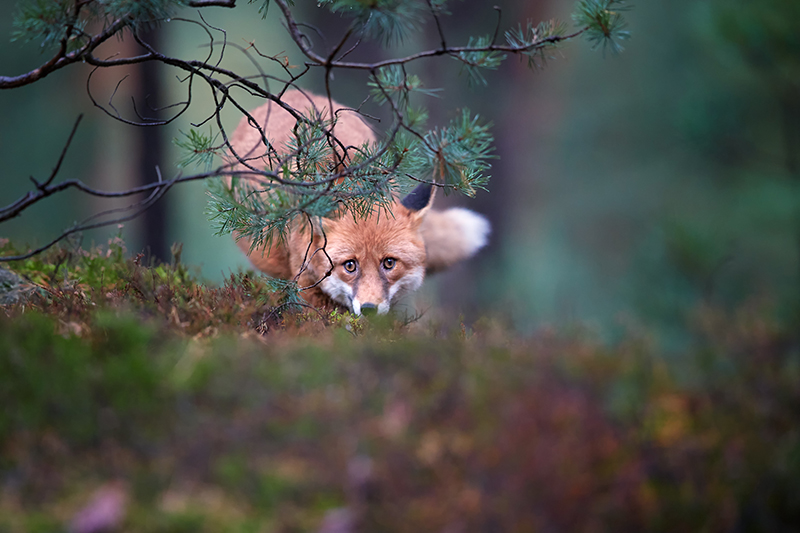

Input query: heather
[1,239,798,532]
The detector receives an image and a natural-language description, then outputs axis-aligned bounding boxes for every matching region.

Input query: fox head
[304,183,435,316]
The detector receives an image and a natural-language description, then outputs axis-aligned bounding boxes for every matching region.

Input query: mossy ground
[1,238,799,532]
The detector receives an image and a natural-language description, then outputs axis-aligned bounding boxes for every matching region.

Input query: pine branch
[273,0,589,71]
[573,0,631,55]
[1,0,633,263]
[187,0,235,6]
[0,16,128,89]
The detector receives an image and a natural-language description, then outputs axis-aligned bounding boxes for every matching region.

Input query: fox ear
[400,182,435,219]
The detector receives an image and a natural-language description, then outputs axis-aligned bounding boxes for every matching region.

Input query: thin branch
[172,16,220,67]
[39,114,84,190]
[260,300,328,333]
[0,179,171,262]
[327,24,356,66]
[272,0,588,71]
[273,0,327,65]
[425,0,447,50]
[491,6,502,45]
[0,17,129,89]
[296,214,336,293]
[187,0,236,7]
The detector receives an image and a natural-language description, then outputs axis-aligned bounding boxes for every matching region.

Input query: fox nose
[360,303,378,315]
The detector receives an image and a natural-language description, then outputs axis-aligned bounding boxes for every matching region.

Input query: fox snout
[352,263,394,315]
[322,282,391,316]
[359,303,378,314]
[348,279,411,316]
[353,300,387,316]
[323,267,395,316]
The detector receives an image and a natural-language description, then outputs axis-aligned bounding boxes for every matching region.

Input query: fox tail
[420,208,491,273]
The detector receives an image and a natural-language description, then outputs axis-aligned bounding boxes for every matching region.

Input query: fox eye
[343,260,357,273]
[382,257,396,270]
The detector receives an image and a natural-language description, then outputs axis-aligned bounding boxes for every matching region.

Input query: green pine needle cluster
[248,0,293,20]
[420,109,493,196]
[368,65,441,106]
[103,0,186,27]
[261,276,302,308]
[12,0,186,49]
[331,147,396,221]
[174,129,218,172]
[282,111,341,178]
[206,176,337,256]
[505,19,568,69]
[456,35,506,87]
[12,0,76,49]
[573,0,631,55]
[320,0,425,46]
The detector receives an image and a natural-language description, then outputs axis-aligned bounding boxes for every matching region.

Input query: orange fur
[227,89,490,314]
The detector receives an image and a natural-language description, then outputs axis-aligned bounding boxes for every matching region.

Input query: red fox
[227,89,489,315]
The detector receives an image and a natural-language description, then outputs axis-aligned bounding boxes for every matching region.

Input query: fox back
[227,89,489,315]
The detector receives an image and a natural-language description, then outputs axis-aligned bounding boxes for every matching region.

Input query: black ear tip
[400,182,434,212]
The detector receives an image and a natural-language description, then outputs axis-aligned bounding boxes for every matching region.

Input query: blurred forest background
[3,2,800,530]
[2,0,799,336]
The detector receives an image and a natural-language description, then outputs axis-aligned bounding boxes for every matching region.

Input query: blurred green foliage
[493,0,800,333]
[2,240,800,531]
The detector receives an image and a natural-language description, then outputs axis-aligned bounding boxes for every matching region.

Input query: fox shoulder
[227,90,376,278]
[420,207,490,273]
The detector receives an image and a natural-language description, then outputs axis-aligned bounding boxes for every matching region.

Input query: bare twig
[272,0,587,71]
[187,0,235,7]
[425,0,448,50]
[38,114,84,190]
[0,18,128,89]
[1,0,601,277]
[0,178,171,262]
[491,6,503,45]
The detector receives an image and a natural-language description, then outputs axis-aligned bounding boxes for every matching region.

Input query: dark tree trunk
[137,26,169,262]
